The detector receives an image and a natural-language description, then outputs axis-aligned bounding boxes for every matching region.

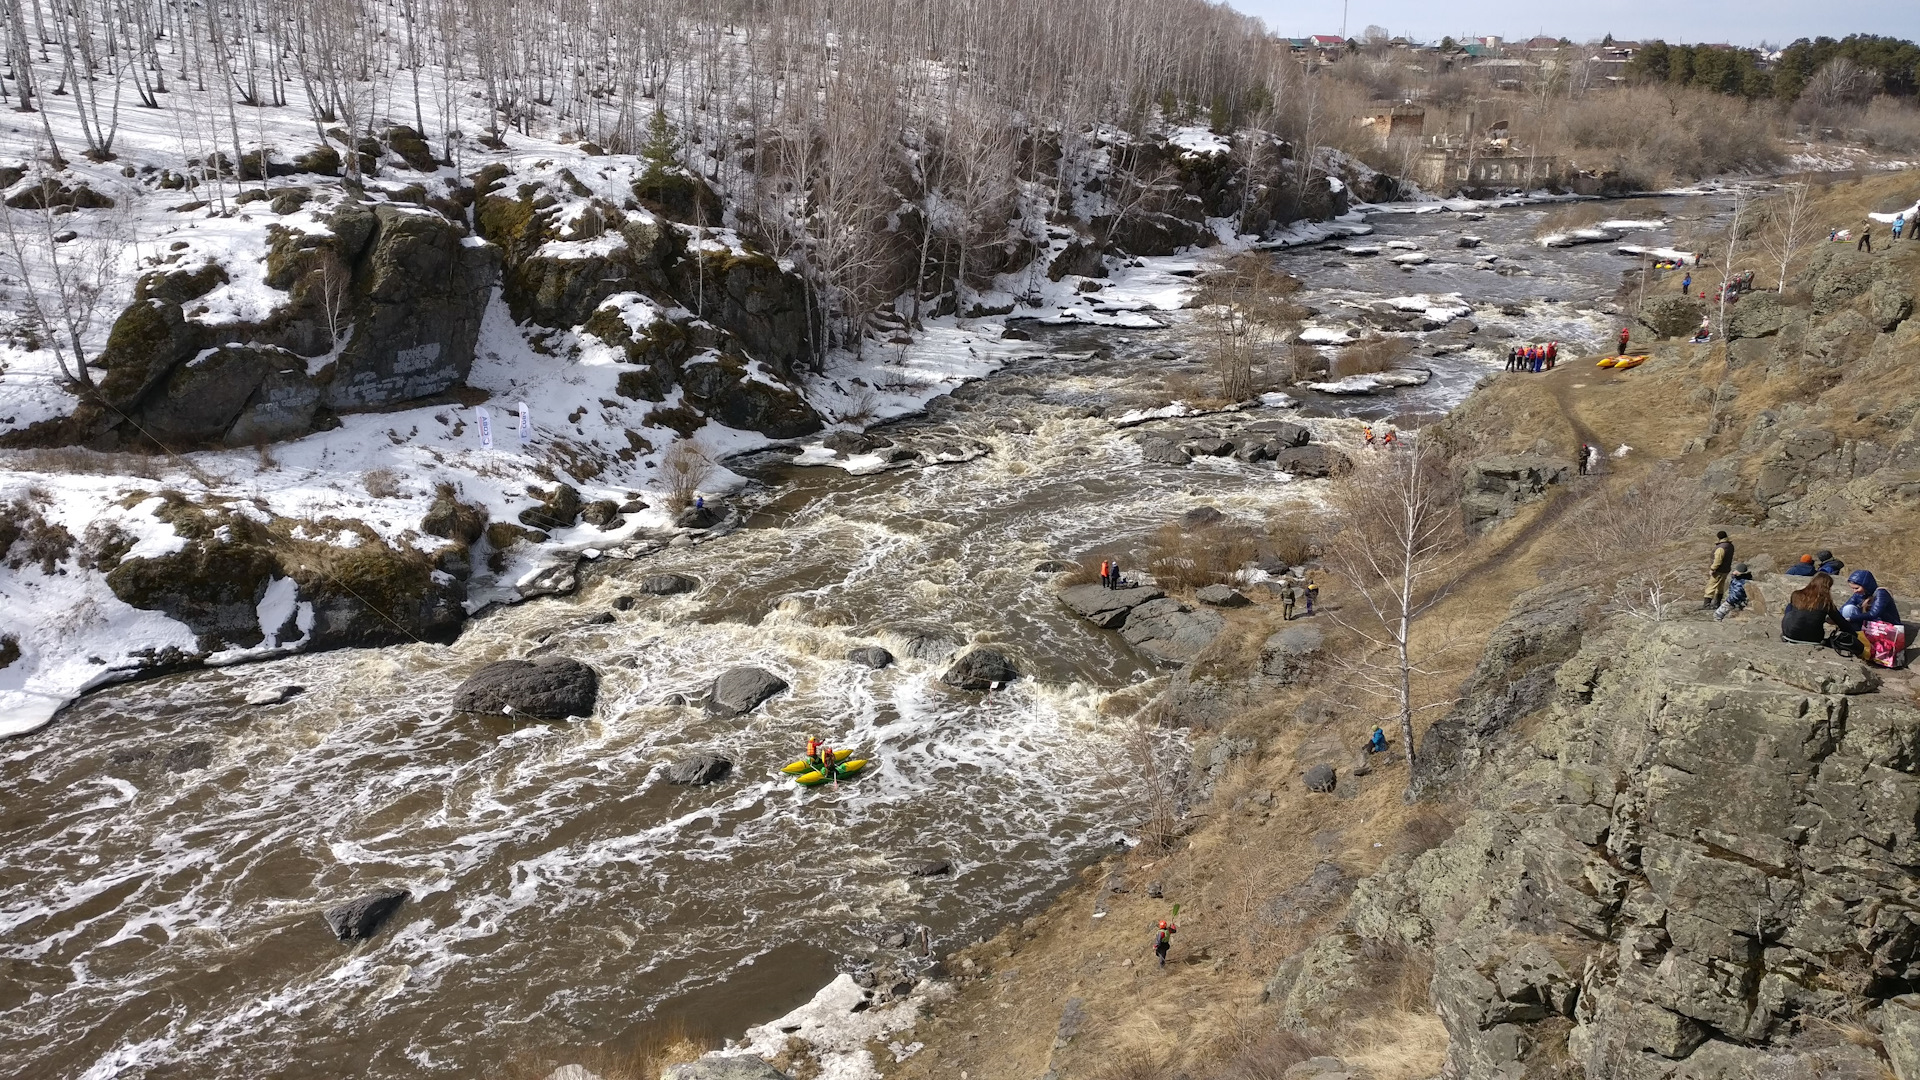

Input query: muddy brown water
[0,196,1733,1080]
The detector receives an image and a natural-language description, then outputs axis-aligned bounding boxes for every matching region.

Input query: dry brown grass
[1144,521,1260,592]
[1331,335,1413,379]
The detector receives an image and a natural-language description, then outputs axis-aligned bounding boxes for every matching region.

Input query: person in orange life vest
[805,736,825,772]
[1382,428,1398,448]
[1363,425,1375,447]
[1100,559,1112,589]
[1154,920,1178,966]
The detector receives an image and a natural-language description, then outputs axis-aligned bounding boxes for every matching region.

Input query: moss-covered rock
[106,523,280,651]
[95,298,203,411]
[132,345,316,446]
[517,483,582,530]
[632,170,723,226]
[422,485,488,543]
[384,125,439,172]
[133,263,229,307]
[666,244,812,376]
[293,144,342,176]
[678,354,823,439]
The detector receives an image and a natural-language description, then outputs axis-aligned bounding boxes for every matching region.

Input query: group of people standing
[1505,342,1558,372]
[1845,215,1908,253]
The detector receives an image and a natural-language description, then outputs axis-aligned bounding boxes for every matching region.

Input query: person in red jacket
[1618,326,1630,355]
[1153,920,1178,966]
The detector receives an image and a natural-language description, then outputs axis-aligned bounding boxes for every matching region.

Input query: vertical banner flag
[518,403,532,446]
[476,406,493,449]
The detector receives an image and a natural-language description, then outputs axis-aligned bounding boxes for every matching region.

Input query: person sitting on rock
[1815,549,1844,576]
[1839,570,1900,632]
[1714,564,1755,621]
[1787,554,1818,577]
[1782,572,1842,644]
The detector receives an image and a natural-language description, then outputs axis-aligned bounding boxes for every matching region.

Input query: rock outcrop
[1322,616,1920,1080]
[1460,455,1572,529]
[1058,584,1166,629]
[1120,597,1225,665]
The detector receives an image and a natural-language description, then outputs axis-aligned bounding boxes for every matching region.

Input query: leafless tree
[1757,180,1820,292]
[304,248,354,349]
[1321,439,1466,779]
[0,186,120,391]
[659,441,713,510]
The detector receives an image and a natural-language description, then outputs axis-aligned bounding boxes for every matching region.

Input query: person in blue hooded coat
[1839,570,1900,631]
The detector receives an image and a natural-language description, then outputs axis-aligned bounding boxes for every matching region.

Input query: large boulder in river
[941,649,1019,691]
[1270,445,1351,478]
[322,888,409,941]
[665,754,733,785]
[453,656,600,718]
[637,572,698,595]
[707,666,789,716]
[1059,583,1166,629]
[848,647,894,669]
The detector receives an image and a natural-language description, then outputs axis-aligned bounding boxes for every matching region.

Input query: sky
[1224,0,1920,48]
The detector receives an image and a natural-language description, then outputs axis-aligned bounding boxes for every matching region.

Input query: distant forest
[1626,35,1920,103]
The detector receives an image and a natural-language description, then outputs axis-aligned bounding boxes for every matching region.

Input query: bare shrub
[1533,201,1614,238]
[1202,1027,1324,1080]
[1145,521,1260,592]
[1284,341,1326,383]
[0,446,166,479]
[362,467,404,499]
[660,441,713,510]
[0,500,75,573]
[1262,515,1319,568]
[1560,470,1703,571]
[1331,335,1413,379]
[1125,710,1182,855]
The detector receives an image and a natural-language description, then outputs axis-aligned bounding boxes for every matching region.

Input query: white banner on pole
[476,407,493,449]
[518,402,532,446]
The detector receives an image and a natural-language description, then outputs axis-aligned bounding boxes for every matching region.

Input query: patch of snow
[1297,326,1355,345]
[1167,126,1231,157]
[1306,368,1433,395]
[1868,201,1919,225]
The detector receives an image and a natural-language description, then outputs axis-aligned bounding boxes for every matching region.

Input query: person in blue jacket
[1839,570,1900,631]
[1785,549,1843,578]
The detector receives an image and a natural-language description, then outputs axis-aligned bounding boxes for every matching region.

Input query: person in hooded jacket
[1839,570,1900,631]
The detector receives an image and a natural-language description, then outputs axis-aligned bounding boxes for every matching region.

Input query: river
[0,194,1728,1080]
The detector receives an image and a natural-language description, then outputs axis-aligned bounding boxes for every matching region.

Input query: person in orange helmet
[1153,919,1178,966]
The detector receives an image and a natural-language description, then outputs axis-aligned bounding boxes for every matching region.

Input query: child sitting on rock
[1715,564,1755,621]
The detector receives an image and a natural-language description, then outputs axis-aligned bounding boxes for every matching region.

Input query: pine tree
[639,109,679,190]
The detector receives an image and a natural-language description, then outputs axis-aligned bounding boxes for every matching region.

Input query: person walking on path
[1153,920,1178,967]
[1858,226,1873,253]
[1704,531,1735,609]
[1895,215,1906,243]
[1280,579,1297,621]
[1304,577,1319,616]
[1681,271,1691,294]
[1578,443,1590,475]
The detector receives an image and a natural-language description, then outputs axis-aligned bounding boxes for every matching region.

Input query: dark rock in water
[323,888,409,941]
[1260,626,1325,685]
[1183,437,1234,457]
[453,656,599,719]
[911,858,953,877]
[1270,444,1352,478]
[1033,559,1075,573]
[637,572,697,595]
[1001,326,1032,341]
[897,632,963,662]
[610,595,637,611]
[883,931,910,948]
[674,503,721,530]
[1138,437,1192,466]
[707,666,789,716]
[583,611,615,626]
[662,1056,791,1080]
[665,754,732,785]
[887,979,915,999]
[1058,583,1166,629]
[246,684,304,706]
[1303,764,1336,793]
[822,430,893,456]
[1182,506,1227,527]
[990,417,1034,434]
[1242,420,1312,447]
[848,647,894,670]
[164,741,214,773]
[941,649,1018,691]
[1195,584,1250,607]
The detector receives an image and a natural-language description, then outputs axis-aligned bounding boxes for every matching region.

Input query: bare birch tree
[1757,180,1820,292]
[1321,440,1466,779]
